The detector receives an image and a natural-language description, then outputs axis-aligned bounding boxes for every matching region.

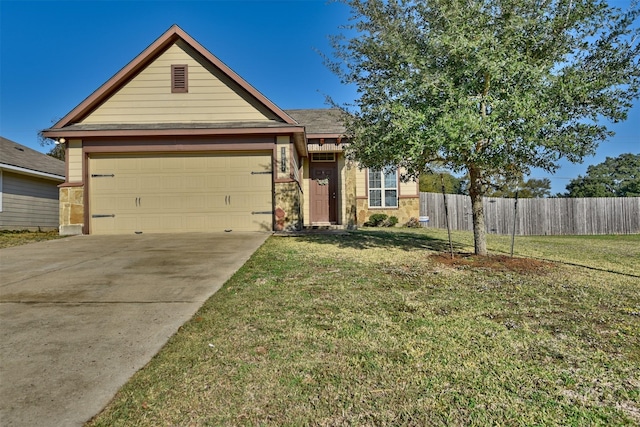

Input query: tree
[38,126,65,161]
[329,0,640,255]
[564,153,640,197]
[46,144,65,161]
[419,172,464,193]
[486,176,552,198]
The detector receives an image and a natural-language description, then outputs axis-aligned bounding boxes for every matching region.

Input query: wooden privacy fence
[419,192,640,235]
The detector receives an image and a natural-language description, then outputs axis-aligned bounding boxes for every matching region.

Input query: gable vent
[171,64,188,93]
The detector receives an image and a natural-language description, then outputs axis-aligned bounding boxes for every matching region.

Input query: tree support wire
[511,187,519,258]
[441,174,454,259]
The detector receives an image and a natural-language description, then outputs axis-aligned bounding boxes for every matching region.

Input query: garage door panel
[184,176,213,190]
[206,176,228,189]
[228,214,271,231]
[93,215,139,235]
[117,177,139,192]
[139,176,164,190]
[91,178,118,192]
[159,157,182,171]
[117,197,137,211]
[90,196,116,212]
[89,153,272,234]
[229,193,272,210]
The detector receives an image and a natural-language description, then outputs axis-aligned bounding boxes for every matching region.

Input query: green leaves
[329,0,639,253]
[332,0,639,178]
[565,153,640,197]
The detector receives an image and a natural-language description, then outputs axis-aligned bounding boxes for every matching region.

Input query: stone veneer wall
[357,197,420,226]
[274,182,303,231]
[59,186,84,235]
[342,161,358,228]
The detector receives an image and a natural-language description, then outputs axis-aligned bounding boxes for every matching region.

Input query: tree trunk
[468,166,488,256]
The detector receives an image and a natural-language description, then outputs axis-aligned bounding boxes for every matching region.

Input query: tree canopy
[564,153,640,197]
[419,172,465,193]
[46,144,65,161]
[485,176,552,198]
[329,0,640,254]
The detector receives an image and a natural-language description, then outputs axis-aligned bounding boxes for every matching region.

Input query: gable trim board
[42,25,420,235]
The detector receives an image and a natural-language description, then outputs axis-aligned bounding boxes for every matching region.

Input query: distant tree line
[421,153,639,198]
[419,172,551,198]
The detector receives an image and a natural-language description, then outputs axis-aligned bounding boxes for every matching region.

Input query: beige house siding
[81,41,279,125]
[355,167,366,198]
[0,171,60,230]
[400,179,419,196]
[68,139,83,182]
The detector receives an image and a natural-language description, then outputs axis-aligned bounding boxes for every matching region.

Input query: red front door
[310,165,338,224]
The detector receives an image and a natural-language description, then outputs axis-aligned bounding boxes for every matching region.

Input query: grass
[430,228,640,277]
[0,229,66,249]
[83,228,639,426]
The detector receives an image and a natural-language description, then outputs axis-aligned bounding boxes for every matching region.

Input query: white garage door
[89,153,273,234]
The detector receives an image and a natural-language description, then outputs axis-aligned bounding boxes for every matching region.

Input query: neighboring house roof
[41,24,298,137]
[0,137,65,181]
[285,109,347,137]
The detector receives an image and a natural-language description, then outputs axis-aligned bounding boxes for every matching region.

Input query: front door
[310,164,338,224]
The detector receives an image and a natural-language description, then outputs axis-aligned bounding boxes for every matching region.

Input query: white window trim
[368,167,398,208]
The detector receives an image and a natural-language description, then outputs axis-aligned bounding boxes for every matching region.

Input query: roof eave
[42,126,310,157]
[0,163,65,181]
[41,125,306,139]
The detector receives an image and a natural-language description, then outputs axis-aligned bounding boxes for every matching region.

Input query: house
[0,137,65,231]
[41,25,419,235]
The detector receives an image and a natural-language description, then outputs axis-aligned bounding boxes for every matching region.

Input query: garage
[88,152,273,234]
[42,25,310,235]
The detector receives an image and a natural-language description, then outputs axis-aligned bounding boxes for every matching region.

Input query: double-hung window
[368,167,398,208]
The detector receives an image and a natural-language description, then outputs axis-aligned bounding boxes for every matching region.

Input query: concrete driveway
[0,232,268,427]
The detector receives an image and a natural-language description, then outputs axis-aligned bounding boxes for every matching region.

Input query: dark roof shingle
[285,109,346,135]
[0,136,65,178]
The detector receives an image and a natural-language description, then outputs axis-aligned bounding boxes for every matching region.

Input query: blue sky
[0,0,638,194]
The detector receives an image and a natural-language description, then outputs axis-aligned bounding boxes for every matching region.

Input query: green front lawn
[88,229,639,426]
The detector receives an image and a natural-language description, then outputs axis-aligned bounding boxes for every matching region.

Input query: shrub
[364,213,388,227]
[382,216,399,227]
[405,217,421,228]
